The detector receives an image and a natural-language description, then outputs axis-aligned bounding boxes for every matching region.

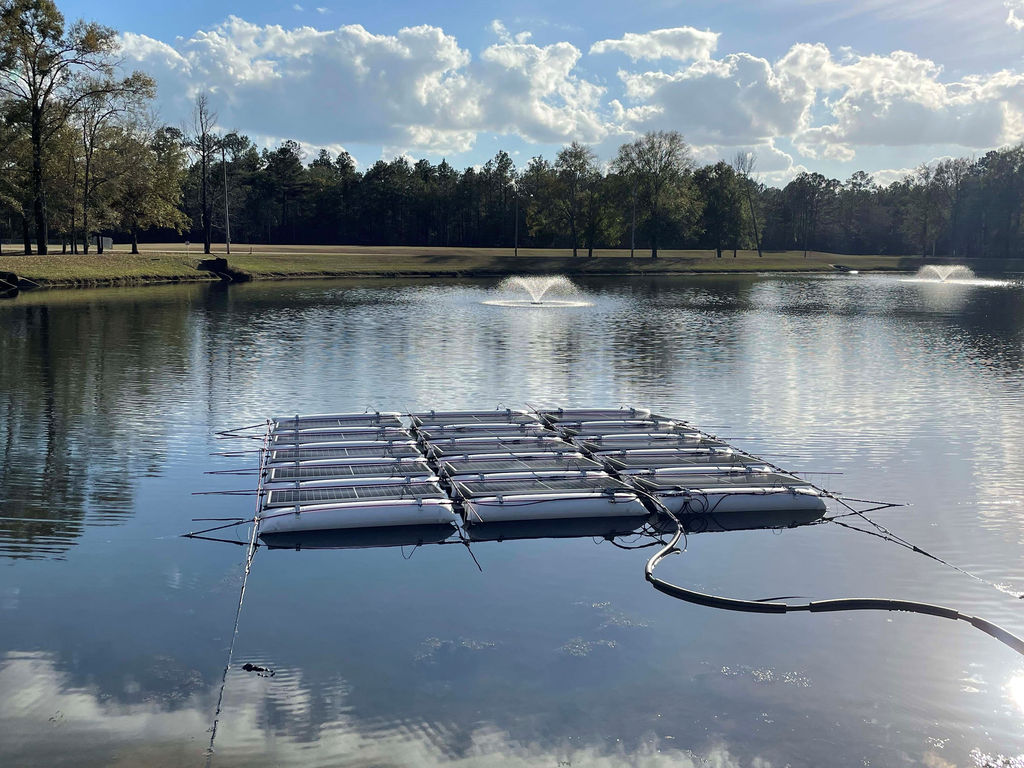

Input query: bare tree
[188,94,217,254]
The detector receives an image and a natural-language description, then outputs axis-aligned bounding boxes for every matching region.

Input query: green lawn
[1,244,1005,289]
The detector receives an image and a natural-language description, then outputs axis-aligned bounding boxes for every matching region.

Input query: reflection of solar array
[442,455,602,475]
[274,414,404,430]
[429,438,572,457]
[269,445,423,463]
[579,436,728,452]
[455,475,632,497]
[605,452,755,470]
[271,428,409,444]
[411,411,539,427]
[269,460,432,482]
[632,472,811,491]
[266,481,445,507]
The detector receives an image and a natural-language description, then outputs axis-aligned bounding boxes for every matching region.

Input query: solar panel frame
[410,410,539,427]
[264,481,446,508]
[441,455,602,476]
[268,460,433,482]
[267,445,425,463]
[454,475,633,498]
[631,472,813,492]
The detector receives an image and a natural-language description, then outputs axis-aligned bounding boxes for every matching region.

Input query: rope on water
[205,420,271,766]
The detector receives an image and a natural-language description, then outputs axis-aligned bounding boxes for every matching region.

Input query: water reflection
[0,650,772,768]
[2,275,1024,766]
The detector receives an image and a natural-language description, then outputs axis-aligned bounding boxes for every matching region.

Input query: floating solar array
[248,406,828,546]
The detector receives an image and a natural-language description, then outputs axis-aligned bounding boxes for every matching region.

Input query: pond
[1,273,1023,767]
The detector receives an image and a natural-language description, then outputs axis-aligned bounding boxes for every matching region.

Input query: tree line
[4,0,1024,259]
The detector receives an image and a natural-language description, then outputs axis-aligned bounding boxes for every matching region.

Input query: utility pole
[630,182,637,258]
[514,193,519,257]
[221,142,231,255]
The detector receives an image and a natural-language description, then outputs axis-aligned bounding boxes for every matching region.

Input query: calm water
[1,273,1023,767]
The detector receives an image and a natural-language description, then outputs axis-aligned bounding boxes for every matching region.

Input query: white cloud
[1006,0,1024,30]
[122,17,609,157]
[316,6,329,14]
[590,27,719,62]
[120,17,1024,170]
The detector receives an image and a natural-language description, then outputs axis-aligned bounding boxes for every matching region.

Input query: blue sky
[59,0,1024,184]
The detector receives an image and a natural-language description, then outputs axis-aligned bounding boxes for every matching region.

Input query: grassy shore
[0,243,1015,290]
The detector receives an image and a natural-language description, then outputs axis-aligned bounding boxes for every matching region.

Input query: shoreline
[1,247,1019,293]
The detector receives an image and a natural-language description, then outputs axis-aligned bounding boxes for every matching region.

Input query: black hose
[645,510,1024,656]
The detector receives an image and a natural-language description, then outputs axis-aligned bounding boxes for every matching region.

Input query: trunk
[201,151,212,254]
[131,230,139,254]
[716,246,722,258]
[82,126,91,254]
[746,188,763,257]
[22,215,32,254]
[588,245,593,258]
[96,234,104,254]
[31,111,48,255]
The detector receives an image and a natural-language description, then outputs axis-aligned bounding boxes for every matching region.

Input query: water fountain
[483,275,592,307]
[915,265,976,281]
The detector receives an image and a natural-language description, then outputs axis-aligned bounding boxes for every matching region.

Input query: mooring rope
[204,420,271,766]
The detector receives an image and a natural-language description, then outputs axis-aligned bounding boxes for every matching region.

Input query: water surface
[1,273,1023,767]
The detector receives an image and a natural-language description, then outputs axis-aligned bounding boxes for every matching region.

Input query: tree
[0,0,153,253]
[612,131,695,258]
[554,141,598,256]
[694,162,742,258]
[108,123,189,253]
[733,151,763,257]
[187,94,217,254]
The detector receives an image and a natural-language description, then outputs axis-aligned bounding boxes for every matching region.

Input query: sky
[54,0,1024,184]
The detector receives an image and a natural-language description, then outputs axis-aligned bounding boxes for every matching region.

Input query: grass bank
[1,244,1015,291]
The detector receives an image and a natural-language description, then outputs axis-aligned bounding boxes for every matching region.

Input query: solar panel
[632,472,811,492]
[410,410,538,427]
[580,437,728,452]
[416,423,549,439]
[268,461,432,482]
[558,421,696,437]
[603,453,757,470]
[539,407,652,422]
[265,481,445,507]
[442,455,601,475]
[268,445,424,463]
[429,440,573,457]
[274,414,404,430]
[271,428,409,444]
[455,475,632,498]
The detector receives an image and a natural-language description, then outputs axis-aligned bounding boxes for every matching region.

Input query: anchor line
[644,505,1024,657]
[205,420,271,766]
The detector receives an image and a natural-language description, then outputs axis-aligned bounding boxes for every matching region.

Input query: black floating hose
[645,511,1024,656]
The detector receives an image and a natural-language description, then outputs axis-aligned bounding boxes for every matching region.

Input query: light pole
[514,192,519,257]
[221,142,231,255]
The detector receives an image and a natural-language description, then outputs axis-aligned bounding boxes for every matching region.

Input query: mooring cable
[204,421,271,766]
[644,507,1024,656]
